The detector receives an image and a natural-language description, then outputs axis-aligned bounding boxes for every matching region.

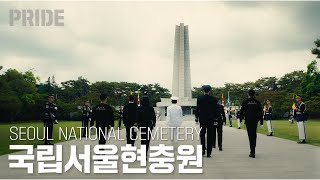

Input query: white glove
[223,122,226,126]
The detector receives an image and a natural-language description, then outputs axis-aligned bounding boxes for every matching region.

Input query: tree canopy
[0,68,171,122]
[192,60,320,119]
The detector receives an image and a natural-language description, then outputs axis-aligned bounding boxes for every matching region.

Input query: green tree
[0,77,22,122]
[301,60,320,98]
[23,70,39,84]
[305,94,320,118]
[277,71,305,93]
[311,39,320,58]
[254,77,278,91]
[138,83,171,106]
[60,77,90,103]
[257,91,294,119]
[44,76,54,95]
[0,69,38,121]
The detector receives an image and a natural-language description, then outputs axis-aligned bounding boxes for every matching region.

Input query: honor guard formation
[43,85,309,158]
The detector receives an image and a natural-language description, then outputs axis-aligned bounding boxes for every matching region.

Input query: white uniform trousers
[266,120,273,134]
[297,121,306,140]
[237,118,241,128]
[169,127,179,143]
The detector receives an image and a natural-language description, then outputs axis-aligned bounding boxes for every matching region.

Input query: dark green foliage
[0,67,171,122]
[257,91,294,119]
[277,71,305,93]
[311,39,320,58]
[0,69,39,122]
[301,60,320,98]
[192,39,320,119]
[192,60,320,119]
[305,94,320,117]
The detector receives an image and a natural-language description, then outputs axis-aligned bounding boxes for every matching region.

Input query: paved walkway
[1,119,320,179]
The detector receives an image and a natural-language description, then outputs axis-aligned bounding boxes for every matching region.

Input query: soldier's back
[242,98,262,123]
[197,94,218,122]
[93,103,113,126]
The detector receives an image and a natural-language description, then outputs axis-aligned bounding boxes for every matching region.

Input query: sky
[0,1,319,92]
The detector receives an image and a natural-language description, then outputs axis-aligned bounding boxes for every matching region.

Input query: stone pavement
[0,118,319,179]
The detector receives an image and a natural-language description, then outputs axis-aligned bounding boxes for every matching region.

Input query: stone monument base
[155,97,196,121]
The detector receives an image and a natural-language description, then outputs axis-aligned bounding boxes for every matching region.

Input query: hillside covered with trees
[0,70,171,122]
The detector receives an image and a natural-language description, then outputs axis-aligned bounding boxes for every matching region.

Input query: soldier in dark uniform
[82,100,91,137]
[212,104,226,151]
[195,85,219,158]
[92,94,114,145]
[44,94,58,145]
[240,89,263,158]
[123,95,138,146]
[89,103,94,127]
[294,95,307,144]
[136,96,156,155]
[228,110,233,127]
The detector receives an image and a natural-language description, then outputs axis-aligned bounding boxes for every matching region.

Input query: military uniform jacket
[236,111,241,119]
[118,110,123,119]
[218,104,226,125]
[166,104,183,127]
[136,106,156,129]
[240,97,263,125]
[92,103,114,127]
[123,103,138,127]
[82,106,91,119]
[44,102,58,123]
[294,102,306,122]
[228,111,232,119]
[195,94,219,123]
[264,105,272,120]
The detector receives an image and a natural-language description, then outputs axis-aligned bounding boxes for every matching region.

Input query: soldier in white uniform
[236,108,242,129]
[264,99,273,136]
[156,110,161,121]
[166,97,183,144]
[294,95,307,144]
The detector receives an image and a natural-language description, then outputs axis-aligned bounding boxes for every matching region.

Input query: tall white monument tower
[156,23,196,120]
[172,23,192,99]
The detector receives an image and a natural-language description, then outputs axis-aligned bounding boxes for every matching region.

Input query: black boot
[298,140,306,144]
[267,132,273,136]
[249,153,255,158]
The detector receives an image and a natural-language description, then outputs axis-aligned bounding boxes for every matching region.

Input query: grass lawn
[0,120,123,156]
[230,119,320,147]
